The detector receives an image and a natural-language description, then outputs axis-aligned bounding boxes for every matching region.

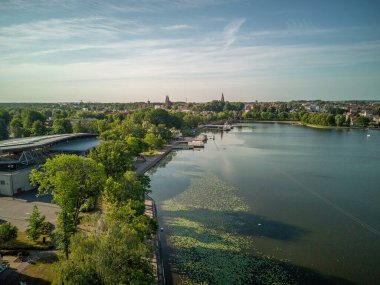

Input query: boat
[194,134,207,141]
[223,122,232,131]
[188,141,204,148]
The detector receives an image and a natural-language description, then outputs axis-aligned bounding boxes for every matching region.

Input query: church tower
[164,95,172,109]
[221,93,225,103]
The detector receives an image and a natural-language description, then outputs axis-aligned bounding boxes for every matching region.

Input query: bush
[0,222,18,244]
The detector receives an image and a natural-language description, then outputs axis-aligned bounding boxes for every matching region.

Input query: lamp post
[8,164,14,196]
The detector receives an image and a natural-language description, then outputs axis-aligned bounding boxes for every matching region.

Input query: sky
[0,0,380,103]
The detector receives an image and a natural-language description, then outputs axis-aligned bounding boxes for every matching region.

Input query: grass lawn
[1,231,53,251]
[20,253,58,285]
[142,149,161,156]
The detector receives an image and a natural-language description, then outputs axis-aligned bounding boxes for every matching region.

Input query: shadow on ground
[0,268,50,285]
[12,190,53,204]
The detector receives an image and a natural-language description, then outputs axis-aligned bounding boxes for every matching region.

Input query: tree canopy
[30,154,106,258]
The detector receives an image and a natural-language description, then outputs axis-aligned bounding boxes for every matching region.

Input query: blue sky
[0,0,379,102]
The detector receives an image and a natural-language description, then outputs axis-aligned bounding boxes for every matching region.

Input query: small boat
[223,122,232,131]
[367,134,371,137]
[188,141,205,148]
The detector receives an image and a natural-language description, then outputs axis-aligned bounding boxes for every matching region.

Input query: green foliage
[10,117,23,138]
[0,109,11,125]
[89,140,134,178]
[52,118,72,134]
[145,108,182,129]
[30,120,46,136]
[26,205,46,241]
[21,109,45,129]
[0,222,18,244]
[30,154,106,258]
[0,119,8,140]
[104,171,151,214]
[300,112,347,126]
[125,135,147,155]
[356,116,370,127]
[144,132,163,149]
[41,221,55,236]
[53,207,156,285]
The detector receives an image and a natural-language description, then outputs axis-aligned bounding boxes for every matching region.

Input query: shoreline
[138,142,178,285]
[135,142,177,176]
[239,120,379,130]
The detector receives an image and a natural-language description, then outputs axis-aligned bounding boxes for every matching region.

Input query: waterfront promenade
[138,143,178,285]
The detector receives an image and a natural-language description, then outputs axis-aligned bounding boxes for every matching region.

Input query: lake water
[148,123,380,285]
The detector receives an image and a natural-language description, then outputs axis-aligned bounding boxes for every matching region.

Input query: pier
[202,123,233,131]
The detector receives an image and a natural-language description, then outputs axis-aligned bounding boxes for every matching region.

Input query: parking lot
[0,190,59,231]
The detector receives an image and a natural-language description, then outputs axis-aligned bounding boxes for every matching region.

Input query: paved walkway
[135,143,176,176]
[0,191,59,231]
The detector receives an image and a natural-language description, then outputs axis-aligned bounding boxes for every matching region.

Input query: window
[0,180,5,185]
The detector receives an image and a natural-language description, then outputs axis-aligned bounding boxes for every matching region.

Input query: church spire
[221,92,225,103]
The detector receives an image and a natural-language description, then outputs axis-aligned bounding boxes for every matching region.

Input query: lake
[148,123,380,285]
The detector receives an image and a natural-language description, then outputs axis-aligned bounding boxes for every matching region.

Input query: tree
[30,154,106,258]
[104,171,150,213]
[89,140,134,178]
[26,205,46,241]
[356,116,370,127]
[30,120,46,136]
[278,112,288,120]
[335,115,345,127]
[53,205,156,285]
[0,222,18,244]
[125,136,147,156]
[144,132,163,149]
[21,109,45,129]
[0,119,8,140]
[10,117,23,138]
[52,118,72,134]
[72,121,86,133]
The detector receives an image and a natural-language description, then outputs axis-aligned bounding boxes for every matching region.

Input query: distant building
[372,115,380,125]
[164,95,172,109]
[221,93,225,103]
[359,110,373,119]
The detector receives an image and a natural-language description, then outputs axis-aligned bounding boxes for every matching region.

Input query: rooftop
[0,133,98,153]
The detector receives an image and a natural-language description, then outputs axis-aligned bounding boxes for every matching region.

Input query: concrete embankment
[136,143,176,176]
[139,143,177,285]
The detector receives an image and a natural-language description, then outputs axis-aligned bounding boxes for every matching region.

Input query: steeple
[221,93,225,103]
[164,95,172,109]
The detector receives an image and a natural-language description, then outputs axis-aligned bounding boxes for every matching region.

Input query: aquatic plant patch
[161,173,301,285]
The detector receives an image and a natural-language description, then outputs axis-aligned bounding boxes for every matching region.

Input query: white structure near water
[0,133,100,196]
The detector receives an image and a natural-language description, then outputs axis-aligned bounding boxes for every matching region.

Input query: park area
[0,190,58,284]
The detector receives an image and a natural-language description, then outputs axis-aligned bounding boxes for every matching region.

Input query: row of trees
[28,112,167,284]
[242,110,355,127]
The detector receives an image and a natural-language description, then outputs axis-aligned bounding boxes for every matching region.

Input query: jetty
[202,122,233,131]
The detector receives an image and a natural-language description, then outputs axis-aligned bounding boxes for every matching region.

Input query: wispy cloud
[163,24,192,31]
[223,18,245,47]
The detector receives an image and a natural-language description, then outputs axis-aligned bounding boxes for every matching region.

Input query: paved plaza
[0,190,59,231]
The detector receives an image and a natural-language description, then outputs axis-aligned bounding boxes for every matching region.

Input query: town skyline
[1,0,380,102]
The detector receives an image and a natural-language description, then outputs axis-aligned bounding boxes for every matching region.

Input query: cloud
[163,24,192,31]
[223,18,246,47]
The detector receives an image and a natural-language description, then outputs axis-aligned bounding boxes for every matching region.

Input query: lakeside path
[137,142,178,285]
[135,142,177,176]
